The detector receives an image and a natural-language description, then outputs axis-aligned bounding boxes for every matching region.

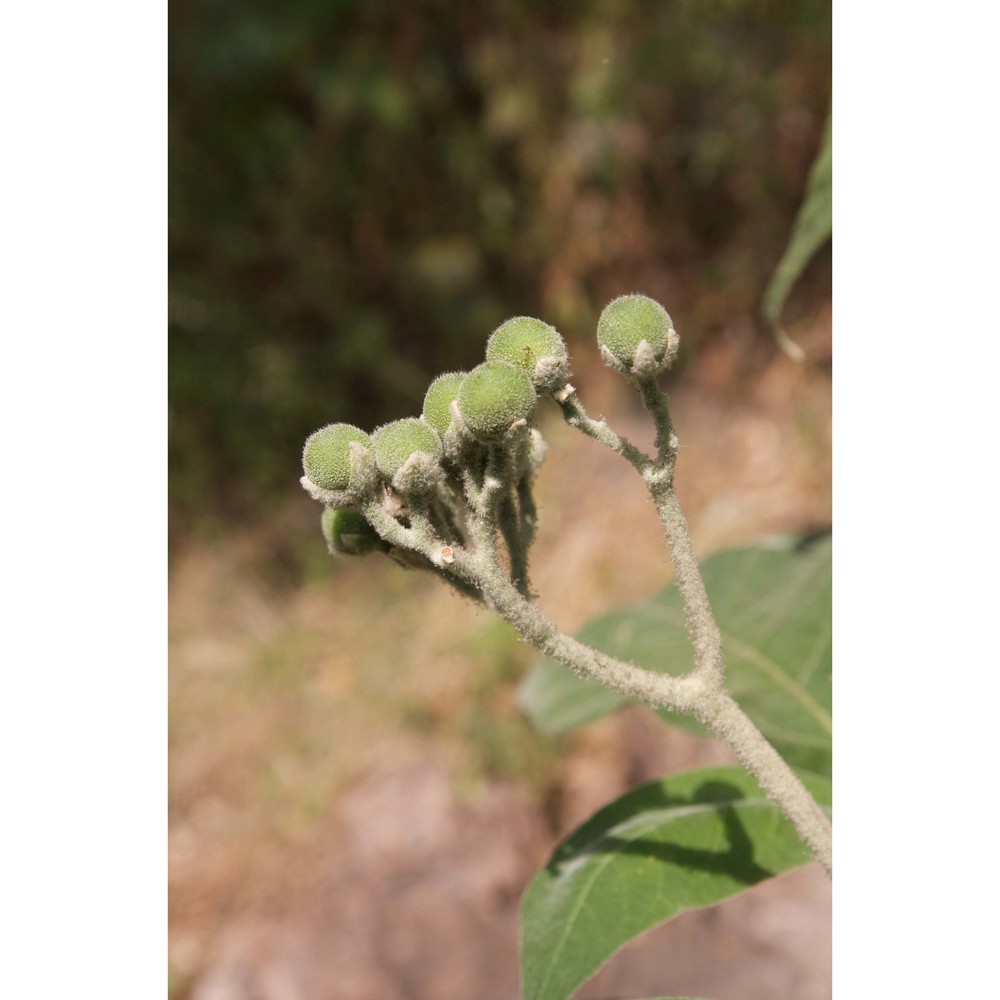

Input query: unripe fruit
[302,423,371,492]
[486,317,569,392]
[457,361,536,440]
[422,371,466,435]
[321,507,386,556]
[371,417,443,479]
[596,294,675,372]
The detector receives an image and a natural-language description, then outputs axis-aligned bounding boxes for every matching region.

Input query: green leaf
[521,766,832,1000]
[763,112,832,359]
[518,533,831,776]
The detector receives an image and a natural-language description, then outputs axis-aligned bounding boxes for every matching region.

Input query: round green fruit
[596,294,674,369]
[302,423,371,492]
[422,372,466,435]
[486,317,569,391]
[321,507,385,556]
[457,362,536,440]
[371,417,443,479]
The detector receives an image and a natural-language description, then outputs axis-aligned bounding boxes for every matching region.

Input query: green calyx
[596,294,675,371]
[486,317,569,392]
[371,417,444,479]
[302,423,372,492]
[457,361,536,440]
[321,507,386,556]
[422,371,467,435]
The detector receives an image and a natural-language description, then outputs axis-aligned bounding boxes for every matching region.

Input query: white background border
[3,1,999,995]
[1,2,166,996]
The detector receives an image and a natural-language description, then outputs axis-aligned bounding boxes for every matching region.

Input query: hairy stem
[363,494,484,605]
[695,691,833,873]
[365,486,831,871]
[557,379,831,872]
[498,491,530,596]
[636,373,677,465]
[650,485,725,686]
[460,551,832,873]
[515,472,538,582]
[354,374,832,872]
[555,389,649,472]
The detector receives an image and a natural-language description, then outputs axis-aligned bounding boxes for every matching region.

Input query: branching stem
[466,546,831,874]
[354,376,832,875]
[555,389,650,472]
[556,377,832,874]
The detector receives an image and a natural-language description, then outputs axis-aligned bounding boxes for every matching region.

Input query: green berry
[422,372,466,435]
[371,417,443,479]
[486,317,569,391]
[596,294,674,368]
[321,507,385,556]
[302,423,371,492]
[457,361,536,440]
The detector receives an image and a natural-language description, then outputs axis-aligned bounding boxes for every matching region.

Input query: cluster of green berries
[301,314,571,554]
[301,295,675,556]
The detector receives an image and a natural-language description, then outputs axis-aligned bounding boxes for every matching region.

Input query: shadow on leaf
[546,780,774,886]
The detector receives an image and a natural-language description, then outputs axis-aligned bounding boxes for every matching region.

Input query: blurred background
[169,1,831,998]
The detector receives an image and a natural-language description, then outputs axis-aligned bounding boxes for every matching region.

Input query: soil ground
[169,308,832,1000]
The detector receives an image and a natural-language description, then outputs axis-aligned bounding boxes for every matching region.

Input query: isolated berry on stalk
[457,361,536,441]
[596,294,678,376]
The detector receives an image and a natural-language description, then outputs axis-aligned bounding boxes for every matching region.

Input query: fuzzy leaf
[518,534,831,777]
[521,766,831,1000]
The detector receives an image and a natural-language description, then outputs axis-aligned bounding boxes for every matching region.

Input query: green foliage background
[170,0,830,532]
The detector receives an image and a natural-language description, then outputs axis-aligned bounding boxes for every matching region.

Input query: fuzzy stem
[432,486,466,549]
[362,495,484,605]
[489,440,531,595]
[364,489,831,871]
[513,430,540,557]
[650,485,725,686]
[559,382,724,684]
[498,491,530,596]
[472,565,704,711]
[516,473,538,559]
[695,690,833,873]
[457,550,832,871]
[477,559,831,873]
[636,374,678,466]
[557,380,831,872]
[555,389,649,472]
